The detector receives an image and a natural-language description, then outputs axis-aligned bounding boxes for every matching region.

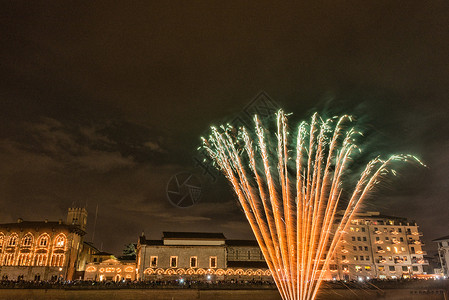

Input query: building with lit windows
[84,257,137,282]
[0,207,95,281]
[433,235,449,276]
[136,212,428,282]
[137,232,272,281]
[326,211,428,281]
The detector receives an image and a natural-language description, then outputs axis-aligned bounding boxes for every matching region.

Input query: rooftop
[162,232,226,240]
[433,235,449,242]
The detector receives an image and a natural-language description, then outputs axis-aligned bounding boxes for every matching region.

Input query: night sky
[1,2,448,255]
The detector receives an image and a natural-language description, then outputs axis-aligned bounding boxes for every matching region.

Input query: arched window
[3,253,15,266]
[7,234,18,247]
[37,234,50,248]
[22,234,34,247]
[34,253,47,266]
[54,234,66,248]
[50,254,65,267]
[18,253,32,266]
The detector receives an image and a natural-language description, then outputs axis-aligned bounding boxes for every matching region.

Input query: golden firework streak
[201,110,423,300]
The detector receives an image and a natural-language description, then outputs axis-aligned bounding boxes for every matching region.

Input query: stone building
[84,258,137,282]
[137,211,427,282]
[0,207,95,281]
[433,235,449,276]
[137,232,271,281]
[326,211,428,281]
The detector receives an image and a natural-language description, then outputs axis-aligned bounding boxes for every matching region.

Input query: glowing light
[201,110,423,300]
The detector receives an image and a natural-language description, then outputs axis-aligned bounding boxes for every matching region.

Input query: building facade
[137,232,271,281]
[433,235,449,276]
[326,211,428,280]
[0,207,93,281]
[84,258,137,282]
[137,212,427,282]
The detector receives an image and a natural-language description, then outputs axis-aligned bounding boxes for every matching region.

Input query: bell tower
[67,207,88,231]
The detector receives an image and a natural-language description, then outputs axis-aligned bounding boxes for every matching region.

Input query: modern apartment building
[327,211,427,280]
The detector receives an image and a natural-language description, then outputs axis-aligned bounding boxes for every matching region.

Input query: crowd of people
[0,277,447,291]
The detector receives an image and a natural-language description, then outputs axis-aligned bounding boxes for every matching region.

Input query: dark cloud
[0,1,448,254]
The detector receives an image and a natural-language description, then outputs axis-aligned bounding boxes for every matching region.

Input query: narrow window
[170,256,178,268]
[209,256,217,268]
[190,256,197,268]
[150,256,158,267]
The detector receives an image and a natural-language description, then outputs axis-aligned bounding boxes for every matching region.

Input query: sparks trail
[200,110,424,300]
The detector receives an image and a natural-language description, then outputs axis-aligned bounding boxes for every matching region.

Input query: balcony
[412,258,429,264]
[411,232,423,236]
[374,230,382,234]
[415,250,427,255]
[375,240,384,244]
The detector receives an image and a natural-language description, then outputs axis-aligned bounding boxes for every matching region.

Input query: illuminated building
[326,211,428,281]
[433,235,449,276]
[0,207,95,281]
[137,212,427,282]
[84,256,137,282]
[136,232,272,281]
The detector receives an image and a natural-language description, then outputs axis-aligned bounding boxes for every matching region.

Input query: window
[190,256,197,268]
[412,266,418,272]
[378,265,385,271]
[38,235,49,247]
[352,237,356,241]
[376,237,380,241]
[50,254,64,267]
[54,235,65,248]
[402,266,408,272]
[364,246,368,251]
[363,237,367,241]
[362,227,365,232]
[411,247,415,254]
[360,256,364,261]
[209,256,217,268]
[3,253,15,266]
[389,266,395,272]
[354,256,358,261]
[342,255,346,260]
[22,235,33,247]
[355,265,362,271]
[353,246,357,251]
[356,228,360,232]
[247,251,251,259]
[350,227,354,232]
[170,256,177,268]
[358,246,363,251]
[365,256,369,260]
[8,235,17,247]
[357,237,361,241]
[34,254,47,266]
[150,256,158,268]
[365,266,371,271]
[398,228,402,233]
[18,253,32,266]
[401,247,406,252]
[385,237,389,241]
[386,246,391,251]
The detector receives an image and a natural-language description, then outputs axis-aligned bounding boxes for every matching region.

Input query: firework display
[201,111,423,300]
